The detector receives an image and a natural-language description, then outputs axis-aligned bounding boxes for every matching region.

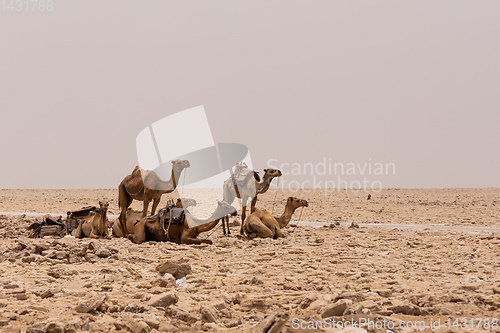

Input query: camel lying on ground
[242,197,308,239]
[73,201,109,239]
[112,198,196,238]
[222,168,282,235]
[118,159,190,236]
[128,201,236,245]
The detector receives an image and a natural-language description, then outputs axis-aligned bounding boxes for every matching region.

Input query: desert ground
[0,188,498,332]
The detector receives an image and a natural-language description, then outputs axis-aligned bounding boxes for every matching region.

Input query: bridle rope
[271,176,280,216]
[293,206,305,230]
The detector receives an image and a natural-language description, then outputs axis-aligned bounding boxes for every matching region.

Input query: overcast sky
[1,1,499,189]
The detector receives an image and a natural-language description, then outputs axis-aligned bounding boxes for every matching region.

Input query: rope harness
[293,206,305,230]
[270,177,280,215]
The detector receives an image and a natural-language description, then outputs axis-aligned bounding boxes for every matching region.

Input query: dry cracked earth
[0,189,498,333]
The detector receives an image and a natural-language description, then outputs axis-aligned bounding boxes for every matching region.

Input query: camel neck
[256,176,273,194]
[276,204,297,229]
[191,207,226,224]
[99,210,107,233]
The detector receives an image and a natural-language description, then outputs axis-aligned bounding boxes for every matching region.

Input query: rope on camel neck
[205,222,222,239]
[293,206,304,230]
[270,176,280,216]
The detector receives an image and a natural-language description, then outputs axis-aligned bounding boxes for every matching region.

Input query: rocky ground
[0,189,498,332]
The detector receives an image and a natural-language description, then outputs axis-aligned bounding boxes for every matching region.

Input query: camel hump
[131,166,142,177]
[232,168,255,186]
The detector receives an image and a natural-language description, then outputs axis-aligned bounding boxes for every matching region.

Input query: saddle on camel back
[232,167,260,187]
[137,202,215,230]
[138,202,186,226]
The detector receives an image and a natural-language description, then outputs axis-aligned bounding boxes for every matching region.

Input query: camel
[242,197,308,239]
[112,198,196,238]
[222,168,282,235]
[73,201,109,239]
[128,201,236,245]
[118,159,190,236]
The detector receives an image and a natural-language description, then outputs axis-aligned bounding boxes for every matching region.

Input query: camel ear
[264,169,268,173]
[288,197,293,201]
[99,201,102,205]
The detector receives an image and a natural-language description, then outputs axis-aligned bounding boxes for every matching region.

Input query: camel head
[98,200,109,214]
[217,200,237,216]
[172,159,190,171]
[286,197,309,210]
[176,198,197,209]
[263,168,282,180]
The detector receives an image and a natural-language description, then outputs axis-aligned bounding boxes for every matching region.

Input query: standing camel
[118,159,190,236]
[242,197,308,239]
[222,168,282,235]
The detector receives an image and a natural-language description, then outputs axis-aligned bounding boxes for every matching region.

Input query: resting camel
[118,159,190,236]
[73,201,109,239]
[129,201,236,245]
[112,198,196,238]
[242,197,308,239]
[222,168,282,235]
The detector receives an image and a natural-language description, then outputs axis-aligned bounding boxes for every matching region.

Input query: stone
[156,261,192,279]
[75,295,106,313]
[26,322,46,333]
[143,317,160,330]
[321,300,352,318]
[95,248,111,258]
[200,305,219,323]
[127,320,151,333]
[44,322,64,333]
[22,255,38,263]
[0,317,10,327]
[151,274,175,288]
[40,289,55,299]
[147,292,178,308]
[241,298,267,310]
[298,295,316,309]
[388,301,426,316]
[164,306,198,323]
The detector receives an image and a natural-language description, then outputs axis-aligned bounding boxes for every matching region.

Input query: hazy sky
[1,1,499,189]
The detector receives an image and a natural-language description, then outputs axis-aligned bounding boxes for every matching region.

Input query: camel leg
[118,183,133,236]
[73,222,84,238]
[273,227,284,239]
[181,236,213,245]
[247,219,273,239]
[142,200,151,218]
[240,198,247,235]
[129,222,145,244]
[221,216,226,235]
[89,225,99,239]
[222,216,231,236]
[150,198,160,216]
[250,196,258,213]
